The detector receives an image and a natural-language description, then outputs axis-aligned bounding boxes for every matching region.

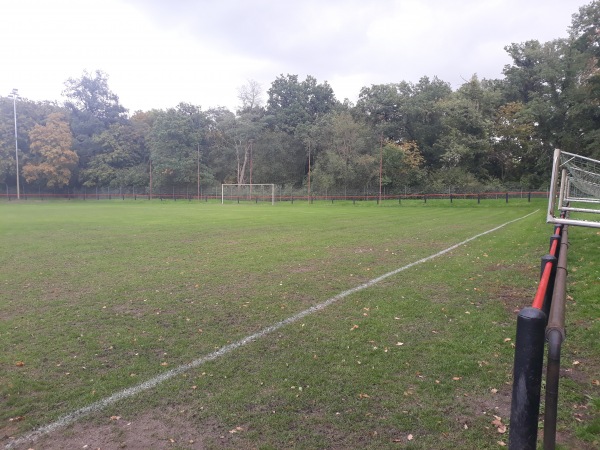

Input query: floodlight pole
[379,136,383,204]
[149,159,153,200]
[308,141,311,203]
[249,140,253,198]
[10,89,20,200]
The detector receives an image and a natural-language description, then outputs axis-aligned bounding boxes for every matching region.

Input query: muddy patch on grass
[6,408,240,450]
[495,285,532,315]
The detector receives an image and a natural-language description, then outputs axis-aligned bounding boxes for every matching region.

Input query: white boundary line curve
[5,210,539,449]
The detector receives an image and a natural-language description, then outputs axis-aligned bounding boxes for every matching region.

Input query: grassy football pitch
[1,199,598,449]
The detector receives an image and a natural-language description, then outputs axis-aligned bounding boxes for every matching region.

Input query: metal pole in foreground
[10,89,20,200]
[509,306,547,450]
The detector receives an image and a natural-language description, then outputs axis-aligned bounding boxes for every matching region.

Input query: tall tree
[237,79,264,113]
[568,0,600,157]
[356,82,408,141]
[266,74,338,134]
[434,77,493,180]
[22,113,78,188]
[502,39,581,153]
[63,70,128,170]
[356,78,452,167]
[0,97,63,190]
[80,120,149,189]
[311,111,377,194]
[403,76,453,167]
[148,103,212,191]
[381,140,426,190]
[207,107,264,185]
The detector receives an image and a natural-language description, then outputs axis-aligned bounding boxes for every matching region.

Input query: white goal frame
[221,184,275,205]
[547,149,600,229]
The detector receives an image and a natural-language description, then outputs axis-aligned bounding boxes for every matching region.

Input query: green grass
[0,198,598,449]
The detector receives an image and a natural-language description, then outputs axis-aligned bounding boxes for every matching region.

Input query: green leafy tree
[402,77,453,167]
[502,38,584,157]
[488,102,539,185]
[434,77,494,180]
[80,120,149,189]
[251,130,306,186]
[311,111,377,194]
[382,140,426,190]
[148,103,212,191]
[356,77,452,168]
[568,0,600,158]
[206,107,263,185]
[63,70,128,171]
[356,82,408,141]
[266,74,338,134]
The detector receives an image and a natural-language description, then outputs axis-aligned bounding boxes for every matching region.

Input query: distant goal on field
[221,184,275,205]
[547,149,600,228]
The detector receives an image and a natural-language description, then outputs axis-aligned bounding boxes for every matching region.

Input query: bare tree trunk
[236,141,250,185]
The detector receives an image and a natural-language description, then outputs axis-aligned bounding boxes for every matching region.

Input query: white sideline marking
[5,210,538,449]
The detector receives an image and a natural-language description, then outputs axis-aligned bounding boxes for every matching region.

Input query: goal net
[547,149,600,228]
[221,184,275,205]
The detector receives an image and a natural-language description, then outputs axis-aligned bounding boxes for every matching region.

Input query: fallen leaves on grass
[229,426,243,434]
[358,393,370,399]
[394,434,414,442]
[109,415,121,421]
[491,415,507,433]
[350,324,359,331]
[15,361,25,367]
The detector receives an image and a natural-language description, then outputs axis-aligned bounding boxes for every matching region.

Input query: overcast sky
[0,0,590,113]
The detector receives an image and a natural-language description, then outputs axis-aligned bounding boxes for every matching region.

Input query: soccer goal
[547,149,600,228]
[221,184,275,205]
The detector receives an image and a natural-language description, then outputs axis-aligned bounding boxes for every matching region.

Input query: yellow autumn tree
[23,113,78,187]
[382,140,426,188]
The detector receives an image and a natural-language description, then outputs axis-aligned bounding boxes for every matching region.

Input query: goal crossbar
[221,184,275,205]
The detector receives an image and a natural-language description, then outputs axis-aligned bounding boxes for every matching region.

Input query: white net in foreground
[547,149,600,228]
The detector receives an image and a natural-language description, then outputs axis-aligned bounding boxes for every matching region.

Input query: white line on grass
[5,210,539,449]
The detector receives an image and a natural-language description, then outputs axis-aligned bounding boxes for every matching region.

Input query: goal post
[221,184,275,205]
[547,149,600,228]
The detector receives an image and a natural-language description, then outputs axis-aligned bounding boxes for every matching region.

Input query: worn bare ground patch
[479,262,537,315]
[5,407,245,450]
[494,285,533,316]
[554,430,599,450]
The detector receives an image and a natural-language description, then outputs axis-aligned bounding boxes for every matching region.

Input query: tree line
[1,1,599,196]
